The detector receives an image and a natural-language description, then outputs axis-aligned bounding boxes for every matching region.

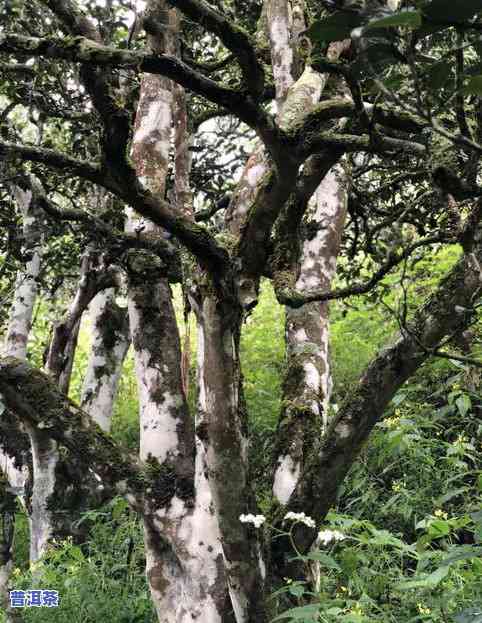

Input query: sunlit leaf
[271,603,321,621]
[455,394,471,417]
[463,75,482,95]
[365,10,422,30]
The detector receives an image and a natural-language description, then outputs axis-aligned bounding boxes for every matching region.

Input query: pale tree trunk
[263,0,350,509]
[4,185,42,358]
[27,237,120,561]
[0,179,52,565]
[272,166,348,505]
[80,288,130,432]
[193,296,267,622]
[1,180,41,620]
[128,3,228,620]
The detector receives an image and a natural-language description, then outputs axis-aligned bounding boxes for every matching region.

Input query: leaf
[325,608,344,616]
[271,604,321,621]
[391,392,407,406]
[396,565,450,590]
[112,497,128,521]
[440,545,482,566]
[289,584,305,598]
[365,10,422,30]
[455,394,471,417]
[69,546,84,562]
[367,528,408,550]
[427,519,451,539]
[427,61,453,90]
[434,487,467,505]
[306,13,363,43]
[423,0,482,23]
[305,551,341,571]
[463,75,482,95]
[0,398,4,416]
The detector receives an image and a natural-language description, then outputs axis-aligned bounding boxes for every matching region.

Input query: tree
[0,0,481,621]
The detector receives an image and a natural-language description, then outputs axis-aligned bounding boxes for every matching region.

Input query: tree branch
[275,235,453,307]
[0,138,230,279]
[0,33,273,138]
[272,201,482,566]
[38,195,181,273]
[166,0,265,98]
[0,139,103,184]
[0,357,144,510]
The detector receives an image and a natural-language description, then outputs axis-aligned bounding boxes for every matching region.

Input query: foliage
[4,499,154,623]
[274,353,482,622]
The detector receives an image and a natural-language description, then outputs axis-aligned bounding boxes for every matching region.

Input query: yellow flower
[417,603,431,615]
[434,509,448,519]
[385,416,401,429]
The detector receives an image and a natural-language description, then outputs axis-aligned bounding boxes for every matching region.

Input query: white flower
[239,513,266,528]
[284,512,316,529]
[317,529,346,545]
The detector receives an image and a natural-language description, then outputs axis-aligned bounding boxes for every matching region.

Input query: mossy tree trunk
[127,3,230,620]
[80,288,130,432]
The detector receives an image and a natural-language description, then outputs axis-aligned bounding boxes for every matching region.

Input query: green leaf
[396,565,450,590]
[391,392,407,406]
[69,546,85,562]
[112,497,128,521]
[440,545,482,566]
[271,603,321,621]
[455,394,472,417]
[427,519,451,538]
[306,13,362,43]
[427,61,453,90]
[367,528,408,550]
[365,10,422,30]
[434,487,467,505]
[289,584,306,598]
[423,0,482,23]
[463,75,482,95]
[305,551,341,571]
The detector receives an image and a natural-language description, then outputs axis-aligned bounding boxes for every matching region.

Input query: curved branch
[0,357,144,510]
[0,33,270,134]
[166,0,265,98]
[0,139,103,184]
[275,235,453,307]
[0,138,230,278]
[38,195,181,273]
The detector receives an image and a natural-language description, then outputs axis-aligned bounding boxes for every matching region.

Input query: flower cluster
[417,603,431,615]
[317,529,346,545]
[284,512,316,528]
[239,514,266,528]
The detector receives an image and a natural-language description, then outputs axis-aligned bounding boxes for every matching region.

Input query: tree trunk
[127,3,230,619]
[81,288,130,432]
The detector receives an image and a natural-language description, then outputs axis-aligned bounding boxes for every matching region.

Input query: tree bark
[127,3,230,620]
[81,288,130,432]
